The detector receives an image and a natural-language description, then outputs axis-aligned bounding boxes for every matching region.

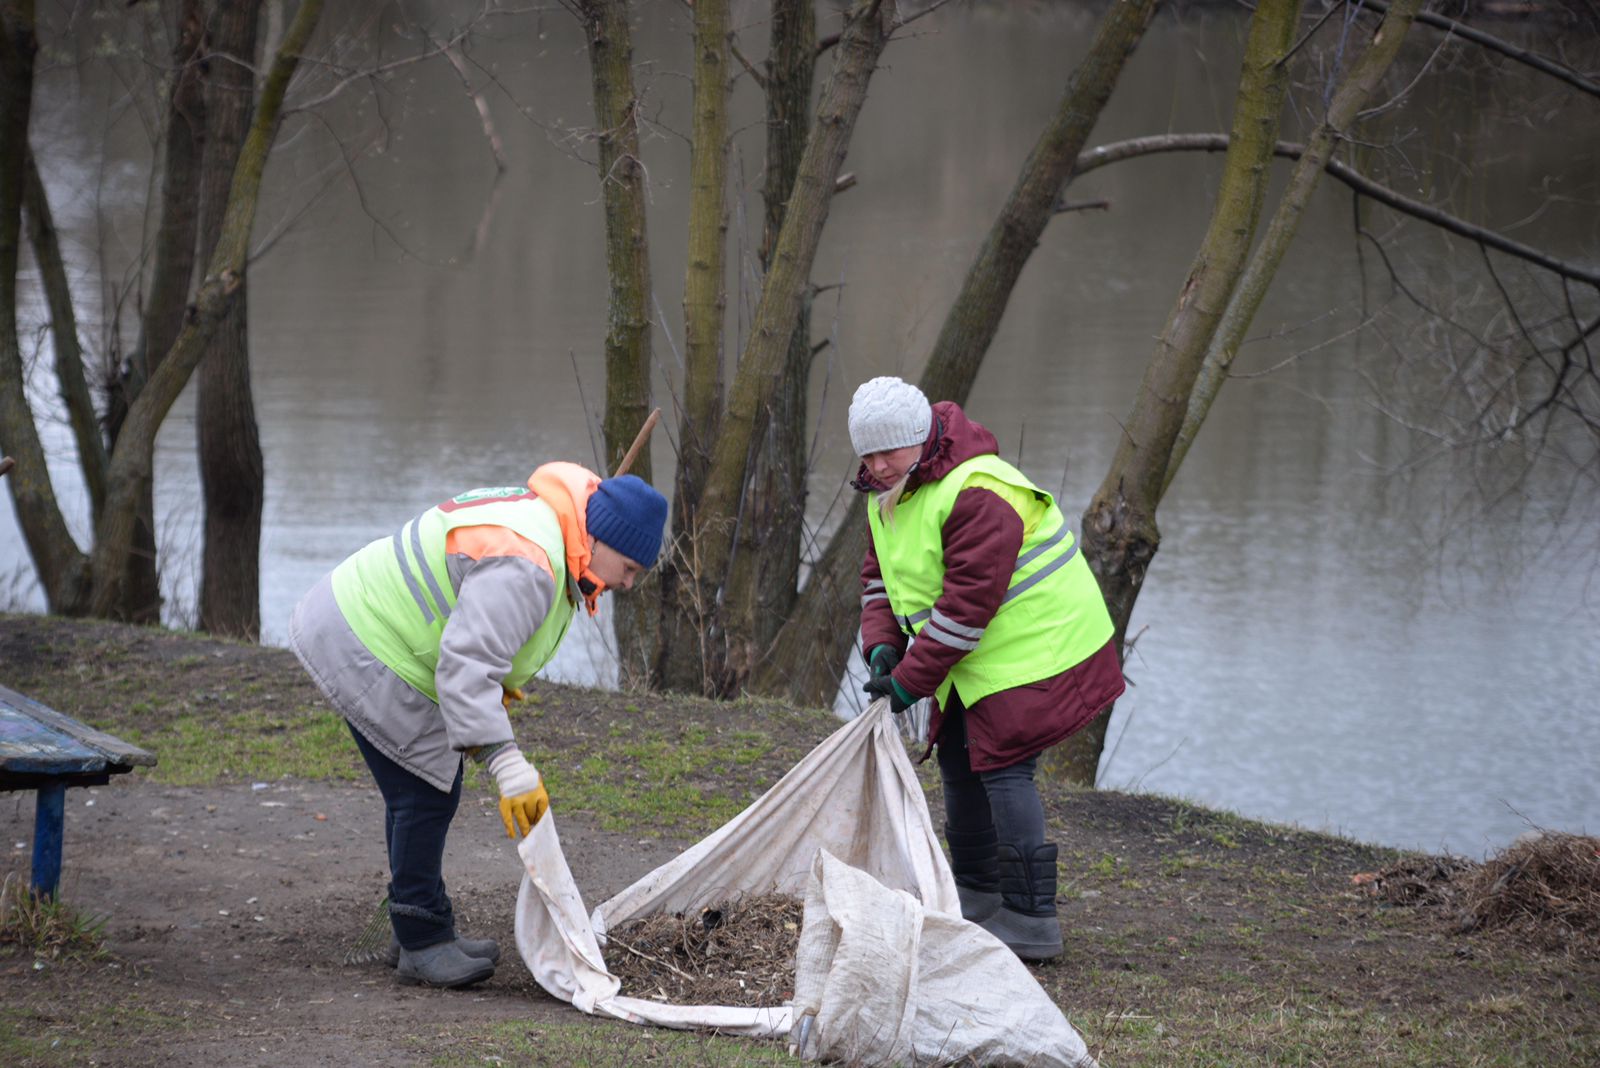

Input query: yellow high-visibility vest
[866,454,1113,707]
[331,488,577,701]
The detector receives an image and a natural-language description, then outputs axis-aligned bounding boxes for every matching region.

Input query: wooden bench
[0,683,156,898]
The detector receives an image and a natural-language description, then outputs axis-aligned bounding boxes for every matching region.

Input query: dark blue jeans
[936,694,1046,856]
[348,724,462,950]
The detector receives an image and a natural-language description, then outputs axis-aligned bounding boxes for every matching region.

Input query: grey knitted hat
[848,376,933,456]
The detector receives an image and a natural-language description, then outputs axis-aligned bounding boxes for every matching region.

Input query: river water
[5,3,1597,857]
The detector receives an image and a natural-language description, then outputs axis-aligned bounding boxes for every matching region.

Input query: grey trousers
[936,693,1046,857]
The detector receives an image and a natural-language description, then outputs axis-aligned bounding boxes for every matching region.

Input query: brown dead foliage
[1361,833,1600,953]
[1456,833,1600,942]
[1359,855,1477,908]
[602,892,803,1008]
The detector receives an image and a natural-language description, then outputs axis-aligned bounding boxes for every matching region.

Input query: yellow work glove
[501,686,525,711]
[487,747,548,838]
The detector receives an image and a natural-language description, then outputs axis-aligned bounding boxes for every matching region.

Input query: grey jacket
[289,550,557,791]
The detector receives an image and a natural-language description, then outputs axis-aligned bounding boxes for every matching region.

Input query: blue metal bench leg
[30,781,66,899]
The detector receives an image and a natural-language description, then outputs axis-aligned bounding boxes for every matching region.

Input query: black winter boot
[384,931,501,969]
[943,823,1002,922]
[396,940,496,988]
[387,898,497,985]
[980,843,1062,961]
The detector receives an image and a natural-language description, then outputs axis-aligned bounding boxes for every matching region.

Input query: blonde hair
[876,470,913,528]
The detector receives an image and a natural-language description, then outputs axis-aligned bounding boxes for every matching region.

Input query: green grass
[0,875,107,963]
[1079,987,1600,1067]
[429,983,1600,1068]
[1088,852,1125,879]
[111,707,366,785]
[1165,800,1250,849]
[431,1017,795,1067]
[0,1008,92,1067]
[547,723,777,835]
[0,1002,185,1068]
[5,615,1598,1068]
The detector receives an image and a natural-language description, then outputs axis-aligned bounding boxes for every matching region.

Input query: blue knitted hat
[586,475,668,567]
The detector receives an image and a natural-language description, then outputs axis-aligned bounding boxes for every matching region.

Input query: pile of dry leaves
[1355,832,1600,951]
[602,892,803,1007]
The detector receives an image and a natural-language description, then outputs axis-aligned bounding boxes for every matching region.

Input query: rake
[343,894,391,966]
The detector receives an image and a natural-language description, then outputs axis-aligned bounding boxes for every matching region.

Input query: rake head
[343,895,391,966]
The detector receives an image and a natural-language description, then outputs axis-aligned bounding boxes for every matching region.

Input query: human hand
[487,748,549,838]
[866,644,901,678]
[862,673,916,716]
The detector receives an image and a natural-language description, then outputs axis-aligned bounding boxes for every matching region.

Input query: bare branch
[441,44,507,173]
[1051,197,1111,214]
[287,17,481,115]
[22,151,107,518]
[1073,134,1600,290]
[1361,0,1600,100]
[728,36,766,90]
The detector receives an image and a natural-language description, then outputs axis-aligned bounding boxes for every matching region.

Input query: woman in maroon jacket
[850,376,1124,960]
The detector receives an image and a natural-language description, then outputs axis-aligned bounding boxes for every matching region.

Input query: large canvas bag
[512,702,1097,1065]
[791,849,1096,1067]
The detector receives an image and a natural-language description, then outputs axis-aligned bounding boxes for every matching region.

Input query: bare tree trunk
[23,151,106,522]
[107,0,208,623]
[577,0,656,682]
[674,0,729,517]
[0,0,90,612]
[656,0,732,686]
[1166,0,1426,487]
[1062,0,1305,784]
[197,0,263,640]
[760,0,818,274]
[658,0,895,696]
[88,0,323,618]
[755,0,1160,705]
[722,0,816,677]
[752,483,861,704]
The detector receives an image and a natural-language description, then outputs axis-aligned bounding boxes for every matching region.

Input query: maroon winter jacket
[857,401,1124,772]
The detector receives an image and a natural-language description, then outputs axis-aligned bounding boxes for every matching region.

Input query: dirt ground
[2,614,1598,1066]
[2,776,688,1066]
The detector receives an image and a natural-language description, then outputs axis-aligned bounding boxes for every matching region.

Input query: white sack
[790,849,1097,1068]
[593,701,961,930]
[513,812,789,1035]
[512,701,1095,1064]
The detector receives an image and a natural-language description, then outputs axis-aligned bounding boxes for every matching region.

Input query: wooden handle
[0,456,14,479]
[612,408,661,478]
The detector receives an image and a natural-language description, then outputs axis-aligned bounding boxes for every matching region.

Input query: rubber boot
[385,932,501,969]
[943,823,1001,923]
[980,843,1062,961]
[396,940,497,988]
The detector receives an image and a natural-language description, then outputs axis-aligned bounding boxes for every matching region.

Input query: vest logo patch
[440,486,536,511]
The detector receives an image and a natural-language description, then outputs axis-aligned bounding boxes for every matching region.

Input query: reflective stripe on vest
[866,454,1114,707]
[393,515,455,625]
[892,522,1080,638]
[331,489,575,701]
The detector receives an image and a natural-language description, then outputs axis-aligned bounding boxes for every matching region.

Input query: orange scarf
[526,461,606,615]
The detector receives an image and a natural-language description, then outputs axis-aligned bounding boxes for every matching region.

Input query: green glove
[863,673,917,715]
[867,644,902,678]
